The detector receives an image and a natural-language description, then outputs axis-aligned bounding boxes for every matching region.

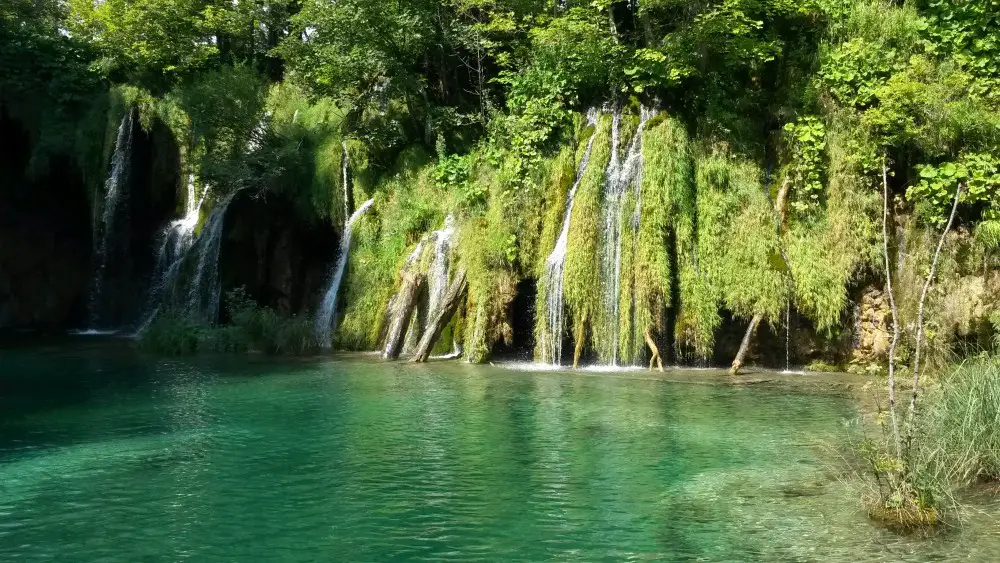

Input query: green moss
[805,360,843,373]
[674,151,788,357]
[783,116,879,332]
[532,116,595,359]
[618,115,691,363]
[458,212,518,363]
[563,113,614,358]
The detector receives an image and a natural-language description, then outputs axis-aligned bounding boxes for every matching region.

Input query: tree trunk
[775,176,792,230]
[727,175,793,374]
[729,313,763,375]
[375,294,397,349]
[906,181,963,447]
[881,157,903,458]
[644,327,663,372]
[383,272,424,360]
[573,314,587,369]
[412,269,468,363]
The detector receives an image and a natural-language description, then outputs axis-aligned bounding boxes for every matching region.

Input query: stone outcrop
[852,286,893,365]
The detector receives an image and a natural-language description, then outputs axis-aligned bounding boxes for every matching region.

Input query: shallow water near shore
[2,341,999,560]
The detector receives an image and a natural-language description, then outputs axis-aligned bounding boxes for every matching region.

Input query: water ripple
[0,348,998,560]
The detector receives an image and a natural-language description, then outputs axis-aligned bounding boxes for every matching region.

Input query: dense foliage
[4,0,999,364]
[6,0,1000,531]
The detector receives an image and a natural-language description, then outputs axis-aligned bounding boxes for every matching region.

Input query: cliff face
[90,117,181,329]
[219,191,340,320]
[0,112,92,330]
[0,110,179,331]
[1,102,341,331]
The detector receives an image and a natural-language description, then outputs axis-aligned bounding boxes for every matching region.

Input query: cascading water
[785,300,792,373]
[426,215,456,321]
[87,110,134,330]
[134,176,210,333]
[342,141,352,220]
[401,216,458,354]
[315,198,376,347]
[599,106,656,366]
[184,190,240,324]
[540,108,600,365]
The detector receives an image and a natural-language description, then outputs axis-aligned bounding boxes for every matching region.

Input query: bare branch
[906,181,964,441]
[882,156,903,459]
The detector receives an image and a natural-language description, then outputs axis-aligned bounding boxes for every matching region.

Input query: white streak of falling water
[134,176,209,333]
[88,110,134,329]
[786,300,792,372]
[315,198,375,347]
[541,108,600,365]
[427,215,456,321]
[342,141,351,219]
[600,106,655,366]
[404,216,457,355]
[185,190,240,324]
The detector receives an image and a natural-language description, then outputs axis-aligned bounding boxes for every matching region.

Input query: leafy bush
[198,325,250,354]
[228,287,319,355]
[138,289,318,356]
[805,360,841,373]
[137,313,202,355]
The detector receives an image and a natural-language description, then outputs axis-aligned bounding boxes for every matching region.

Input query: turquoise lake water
[2,341,999,560]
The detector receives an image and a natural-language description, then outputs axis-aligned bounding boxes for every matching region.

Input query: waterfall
[426,216,456,321]
[599,106,656,366]
[87,110,134,330]
[315,198,376,347]
[134,176,209,333]
[400,216,458,354]
[183,190,240,324]
[785,301,792,372]
[342,141,352,220]
[540,108,600,365]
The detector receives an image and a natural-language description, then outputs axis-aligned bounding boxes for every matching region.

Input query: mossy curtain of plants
[5,0,996,360]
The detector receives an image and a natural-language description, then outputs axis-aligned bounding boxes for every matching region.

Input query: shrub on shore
[137,288,318,356]
[921,357,1000,487]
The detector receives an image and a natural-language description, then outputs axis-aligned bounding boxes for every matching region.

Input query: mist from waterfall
[315,198,376,347]
[540,108,600,365]
[87,110,134,330]
[599,106,656,366]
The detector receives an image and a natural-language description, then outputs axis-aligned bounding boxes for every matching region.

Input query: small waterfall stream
[599,106,655,366]
[315,198,376,347]
[426,215,456,321]
[540,108,600,365]
[183,190,240,324]
[134,176,209,332]
[402,217,456,355]
[785,301,792,372]
[342,141,352,220]
[87,110,134,330]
